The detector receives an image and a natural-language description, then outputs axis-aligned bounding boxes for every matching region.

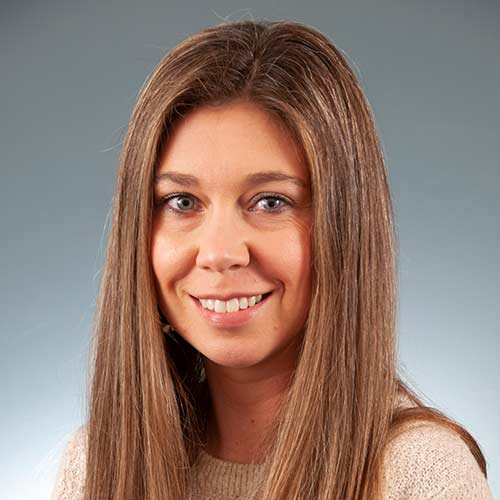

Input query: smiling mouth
[190,290,273,315]
[189,290,274,327]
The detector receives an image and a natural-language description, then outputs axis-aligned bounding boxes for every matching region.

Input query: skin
[151,99,313,463]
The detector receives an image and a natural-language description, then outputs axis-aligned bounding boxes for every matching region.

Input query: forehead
[156,100,309,188]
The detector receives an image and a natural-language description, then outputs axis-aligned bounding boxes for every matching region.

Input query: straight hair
[84,19,488,500]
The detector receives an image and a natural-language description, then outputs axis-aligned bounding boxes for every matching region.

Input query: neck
[203,339,299,464]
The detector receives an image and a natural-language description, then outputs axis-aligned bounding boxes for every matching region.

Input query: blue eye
[162,194,196,213]
[252,194,291,213]
[158,193,292,215]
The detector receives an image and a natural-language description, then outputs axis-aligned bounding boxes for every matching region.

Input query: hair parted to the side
[85,19,488,500]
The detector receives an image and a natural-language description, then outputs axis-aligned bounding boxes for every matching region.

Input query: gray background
[1,1,498,498]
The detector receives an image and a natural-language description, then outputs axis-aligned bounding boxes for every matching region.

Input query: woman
[52,19,493,500]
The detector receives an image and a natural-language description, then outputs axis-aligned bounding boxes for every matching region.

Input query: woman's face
[151,100,312,374]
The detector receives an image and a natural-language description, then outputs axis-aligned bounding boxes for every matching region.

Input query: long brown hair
[84,19,488,500]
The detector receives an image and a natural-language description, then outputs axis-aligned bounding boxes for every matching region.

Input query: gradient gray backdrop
[1,1,499,498]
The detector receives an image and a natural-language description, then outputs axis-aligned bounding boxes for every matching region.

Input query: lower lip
[190,293,273,328]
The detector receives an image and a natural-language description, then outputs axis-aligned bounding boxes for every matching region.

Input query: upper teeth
[198,294,264,313]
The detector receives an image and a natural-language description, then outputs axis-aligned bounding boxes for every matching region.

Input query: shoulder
[382,420,493,499]
[51,425,88,500]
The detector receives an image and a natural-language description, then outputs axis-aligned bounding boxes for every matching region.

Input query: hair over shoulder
[84,19,488,500]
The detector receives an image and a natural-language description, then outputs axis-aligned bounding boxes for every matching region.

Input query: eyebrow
[154,170,307,189]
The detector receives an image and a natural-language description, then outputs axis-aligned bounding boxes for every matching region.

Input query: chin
[202,348,269,370]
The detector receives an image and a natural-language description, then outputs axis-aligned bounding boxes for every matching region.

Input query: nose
[195,207,250,272]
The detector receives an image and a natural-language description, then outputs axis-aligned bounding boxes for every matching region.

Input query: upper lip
[191,290,273,301]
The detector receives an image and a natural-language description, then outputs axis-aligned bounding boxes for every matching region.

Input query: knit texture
[51,396,493,499]
[189,448,265,499]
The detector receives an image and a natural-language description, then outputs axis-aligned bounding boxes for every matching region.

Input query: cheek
[151,230,167,277]
[150,227,183,284]
[281,218,312,280]
[262,219,312,310]
[281,221,313,321]
[151,214,312,282]
[150,230,191,320]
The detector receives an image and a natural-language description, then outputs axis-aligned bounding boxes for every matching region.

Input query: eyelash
[158,192,293,216]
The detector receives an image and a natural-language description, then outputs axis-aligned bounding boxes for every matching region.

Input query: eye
[252,194,292,213]
[159,193,199,215]
[157,192,293,216]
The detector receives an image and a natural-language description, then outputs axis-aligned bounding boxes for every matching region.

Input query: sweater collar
[191,448,266,498]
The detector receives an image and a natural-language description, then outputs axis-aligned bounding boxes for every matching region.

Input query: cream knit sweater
[51,396,493,499]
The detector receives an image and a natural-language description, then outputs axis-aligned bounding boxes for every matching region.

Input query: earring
[161,321,180,344]
[162,322,176,334]
[158,304,176,335]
